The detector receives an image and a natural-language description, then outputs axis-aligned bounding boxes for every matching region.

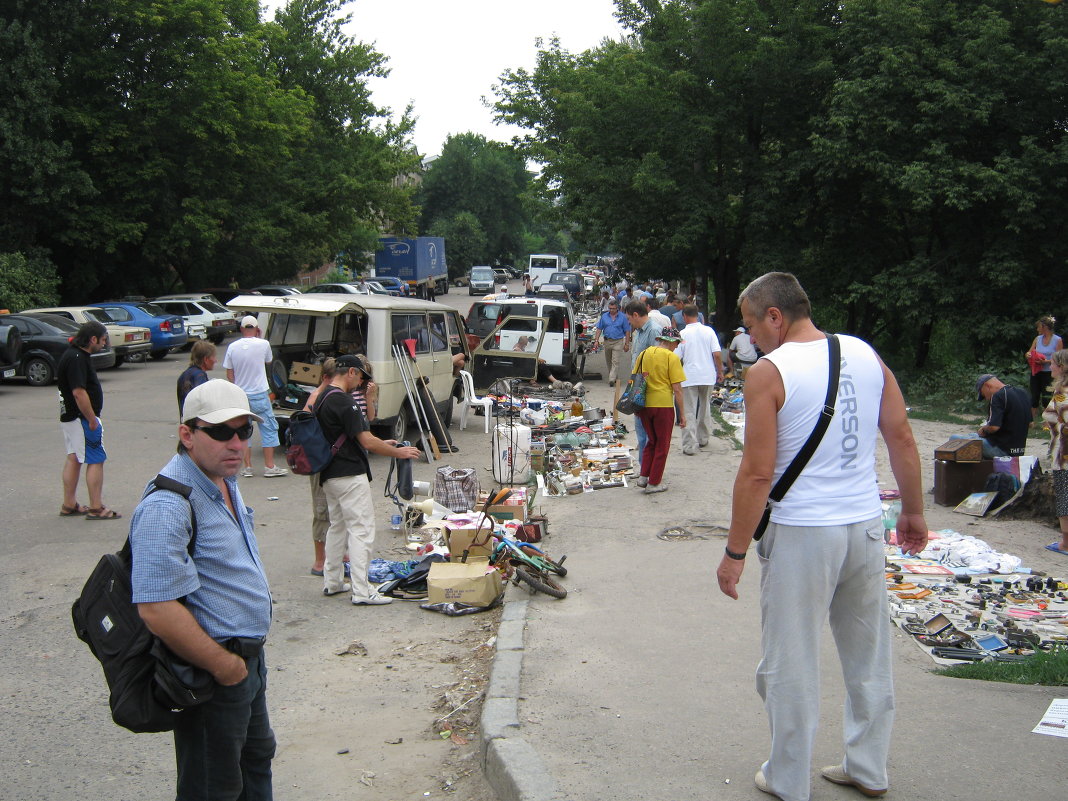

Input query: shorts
[246,391,279,448]
[61,417,107,465]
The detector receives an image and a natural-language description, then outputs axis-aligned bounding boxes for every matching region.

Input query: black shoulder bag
[752,334,841,541]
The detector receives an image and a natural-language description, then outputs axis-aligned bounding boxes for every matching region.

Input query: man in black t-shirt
[57,321,120,519]
[975,373,1032,457]
[316,354,420,604]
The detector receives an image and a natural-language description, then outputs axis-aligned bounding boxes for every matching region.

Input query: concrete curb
[480,599,564,801]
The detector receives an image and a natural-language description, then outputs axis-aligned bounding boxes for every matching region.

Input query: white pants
[681,385,710,451]
[322,474,377,601]
[755,518,893,801]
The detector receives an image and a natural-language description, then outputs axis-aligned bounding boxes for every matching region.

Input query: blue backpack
[284,387,348,475]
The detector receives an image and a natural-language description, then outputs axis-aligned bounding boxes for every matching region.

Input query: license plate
[2,368,14,378]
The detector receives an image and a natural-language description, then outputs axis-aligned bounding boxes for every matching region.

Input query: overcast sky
[264,0,626,158]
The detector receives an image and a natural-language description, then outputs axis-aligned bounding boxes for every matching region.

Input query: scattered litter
[336,748,349,755]
[385,737,403,745]
[1033,699,1068,737]
[267,496,279,501]
[335,640,368,657]
[359,770,375,787]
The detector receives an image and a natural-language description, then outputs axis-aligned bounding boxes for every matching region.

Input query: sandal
[60,504,90,516]
[86,507,122,521]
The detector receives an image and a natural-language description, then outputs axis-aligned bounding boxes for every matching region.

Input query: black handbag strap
[768,334,840,502]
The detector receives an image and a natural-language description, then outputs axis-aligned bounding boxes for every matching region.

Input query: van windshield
[470,268,494,280]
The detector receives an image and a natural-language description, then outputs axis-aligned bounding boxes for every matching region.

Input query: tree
[0,251,60,311]
[429,212,488,279]
[418,133,530,266]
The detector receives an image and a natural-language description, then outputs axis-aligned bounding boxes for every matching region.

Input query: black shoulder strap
[768,334,841,503]
[128,475,198,554]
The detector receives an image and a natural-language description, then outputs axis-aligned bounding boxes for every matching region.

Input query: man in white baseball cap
[223,314,287,477]
[132,378,276,798]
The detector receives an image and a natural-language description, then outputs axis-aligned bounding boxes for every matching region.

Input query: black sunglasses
[190,422,255,442]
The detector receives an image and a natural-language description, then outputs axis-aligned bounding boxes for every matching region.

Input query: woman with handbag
[1027,315,1062,422]
[634,328,686,494]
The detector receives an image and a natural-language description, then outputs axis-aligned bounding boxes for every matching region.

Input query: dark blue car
[90,301,188,360]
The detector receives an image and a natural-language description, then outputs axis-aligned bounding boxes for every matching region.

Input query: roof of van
[226,292,450,317]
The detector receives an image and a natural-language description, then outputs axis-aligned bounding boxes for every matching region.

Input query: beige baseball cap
[182,379,263,424]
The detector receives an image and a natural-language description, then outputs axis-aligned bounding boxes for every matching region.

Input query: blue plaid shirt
[130,452,272,639]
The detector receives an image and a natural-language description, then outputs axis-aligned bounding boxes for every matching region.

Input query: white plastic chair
[457,369,494,433]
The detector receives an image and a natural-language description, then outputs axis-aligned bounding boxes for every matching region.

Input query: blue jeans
[174,652,275,801]
[246,392,279,449]
[633,414,647,467]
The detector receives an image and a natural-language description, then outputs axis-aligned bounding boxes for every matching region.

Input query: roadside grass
[710,405,743,450]
[934,646,1068,685]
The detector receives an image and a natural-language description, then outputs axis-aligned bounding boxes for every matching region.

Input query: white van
[479,297,582,378]
[227,293,469,440]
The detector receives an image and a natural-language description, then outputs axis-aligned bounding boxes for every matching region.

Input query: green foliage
[934,645,1068,686]
[429,212,488,278]
[0,251,60,310]
[0,0,417,301]
[495,0,1068,364]
[418,133,530,266]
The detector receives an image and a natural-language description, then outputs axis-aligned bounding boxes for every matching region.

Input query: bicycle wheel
[514,566,567,599]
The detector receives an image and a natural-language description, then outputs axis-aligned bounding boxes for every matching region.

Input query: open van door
[469,317,546,392]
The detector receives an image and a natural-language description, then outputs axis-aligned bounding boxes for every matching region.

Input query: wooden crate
[934,438,983,463]
[933,459,994,506]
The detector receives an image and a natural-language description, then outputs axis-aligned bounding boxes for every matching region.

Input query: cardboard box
[288,362,322,386]
[488,503,521,521]
[934,438,982,463]
[427,558,503,607]
[446,525,495,561]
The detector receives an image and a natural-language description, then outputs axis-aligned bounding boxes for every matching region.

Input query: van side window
[392,313,430,354]
[270,314,311,347]
[428,312,449,353]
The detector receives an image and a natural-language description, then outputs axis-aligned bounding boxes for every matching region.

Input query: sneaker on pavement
[682,447,696,456]
[323,583,351,597]
[643,483,667,494]
[263,465,288,477]
[352,594,393,605]
[635,476,649,488]
[754,769,783,799]
[820,765,887,797]
[240,467,254,478]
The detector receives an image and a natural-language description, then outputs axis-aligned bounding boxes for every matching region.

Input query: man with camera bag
[131,380,274,800]
[716,273,927,801]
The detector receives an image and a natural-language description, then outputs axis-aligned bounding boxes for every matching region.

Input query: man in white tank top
[716,273,927,801]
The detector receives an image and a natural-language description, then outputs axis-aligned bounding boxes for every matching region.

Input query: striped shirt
[130,452,272,639]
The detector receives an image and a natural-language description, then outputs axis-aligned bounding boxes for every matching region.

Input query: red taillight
[125,331,136,342]
[160,320,171,332]
[563,327,570,351]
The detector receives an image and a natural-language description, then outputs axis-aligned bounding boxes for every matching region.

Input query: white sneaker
[635,476,649,488]
[263,465,288,477]
[643,483,667,494]
[240,467,254,478]
[323,583,351,597]
[352,594,393,605]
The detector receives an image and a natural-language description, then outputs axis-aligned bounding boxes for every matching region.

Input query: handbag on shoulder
[615,351,649,415]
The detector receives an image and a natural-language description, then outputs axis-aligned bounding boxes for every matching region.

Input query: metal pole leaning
[392,344,437,461]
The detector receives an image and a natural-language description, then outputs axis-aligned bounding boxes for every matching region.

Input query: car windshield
[471,268,494,280]
[137,303,166,317]
[83,308,115,324]
[200,300,228,313]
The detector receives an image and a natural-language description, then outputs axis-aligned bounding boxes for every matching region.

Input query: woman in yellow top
[635,328,687,493]
[1042,349,1068,555]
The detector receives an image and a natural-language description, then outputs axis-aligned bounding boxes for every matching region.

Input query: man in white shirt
[729,325,759,374]
[676,305,723,455]
[223,316,287,477]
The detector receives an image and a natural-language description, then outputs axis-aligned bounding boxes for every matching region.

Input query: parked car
[227,293,470,441]
[363,280,396,296]
[535,284,571,302]
[492,268,511,285]
[305,282,373,295]
[1,313,115,385]
[20,306,152,365]
[370,276,408,296]
[475,296,583,379]
[0,317,23,379]
[548,271,584,300]
[468,266,496,296]
[465,299,505,343]
[89,301,188,360]
[250,285,302,296]
[153,297,238,344]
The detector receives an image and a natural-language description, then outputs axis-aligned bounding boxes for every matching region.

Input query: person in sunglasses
[316,354,421,604]
[130,379,275,800]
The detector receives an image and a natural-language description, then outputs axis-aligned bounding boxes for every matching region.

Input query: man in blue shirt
[593,299,632,388]
[132,379,275,800]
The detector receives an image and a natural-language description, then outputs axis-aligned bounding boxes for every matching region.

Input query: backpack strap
[312,385,349,454]
[121,475,198,562]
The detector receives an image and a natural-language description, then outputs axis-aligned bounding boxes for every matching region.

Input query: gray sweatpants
[755,517,893,801]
